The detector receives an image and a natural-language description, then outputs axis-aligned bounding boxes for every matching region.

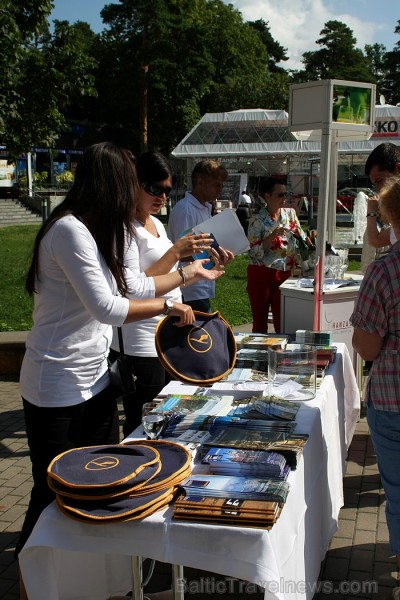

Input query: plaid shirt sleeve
[350,261,389,338]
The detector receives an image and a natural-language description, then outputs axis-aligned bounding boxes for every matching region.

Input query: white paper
[192,209,250,255]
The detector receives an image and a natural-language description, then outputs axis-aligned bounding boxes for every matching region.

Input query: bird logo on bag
[187,326,213,353]
[85,456,120,470]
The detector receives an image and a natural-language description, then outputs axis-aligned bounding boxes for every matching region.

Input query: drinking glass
[141,402,165,440]
[329,255,342,285]
[337,249,349,280]
[268,344,317,401]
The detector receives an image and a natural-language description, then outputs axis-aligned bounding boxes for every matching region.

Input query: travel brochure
[156,393,234,417]
[158,393,300,420]
[172,494,283,528]
[202,447,290,479]
[164,415,296,439]
[173,427,308,470]
[179,474,290,503]
[234,333,289,350]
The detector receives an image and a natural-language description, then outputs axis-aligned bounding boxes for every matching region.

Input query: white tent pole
[328,134,338,246]
[315,126,332,325]
[27,152,33,197]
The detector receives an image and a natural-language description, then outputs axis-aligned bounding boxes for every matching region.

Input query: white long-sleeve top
[111,216,182,357]
[20,215,155,407]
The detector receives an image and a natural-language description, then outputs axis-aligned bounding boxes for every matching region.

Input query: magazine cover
[180,474,290,502]
[174,495,280,515]
[157,393,233,416]
[235,333,288,350]
[202,447,290,479]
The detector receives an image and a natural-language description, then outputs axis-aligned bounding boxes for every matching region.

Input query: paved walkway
[0,360,397,599]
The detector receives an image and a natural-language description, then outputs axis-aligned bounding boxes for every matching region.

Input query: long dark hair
[26,142,138,296]
[136,150,173,183]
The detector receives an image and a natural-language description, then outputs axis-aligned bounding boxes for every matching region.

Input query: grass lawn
[0,225,38,331]
[0,224,361,332]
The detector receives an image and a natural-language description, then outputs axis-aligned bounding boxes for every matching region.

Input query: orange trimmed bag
[155,311,236,385]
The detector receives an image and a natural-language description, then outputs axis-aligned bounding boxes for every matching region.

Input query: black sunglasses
[142,182,172,198]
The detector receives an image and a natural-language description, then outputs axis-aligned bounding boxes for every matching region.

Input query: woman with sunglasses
[247,177,308,334]
[109,150,217,437]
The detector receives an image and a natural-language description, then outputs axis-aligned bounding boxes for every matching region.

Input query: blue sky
[50,0,399,69]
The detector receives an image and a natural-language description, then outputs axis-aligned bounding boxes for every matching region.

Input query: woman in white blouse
[16,143,224,598]
[110,151,216,436]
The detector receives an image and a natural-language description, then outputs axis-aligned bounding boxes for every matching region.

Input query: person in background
[350,176,400,599]
[363,143,400,263]
[236,188,252,235]
[109,150,215,436]
[168,159,232,313]
[239,188,252,207]
[353,189,369,245]
[246,177,308,333]
[16,142,225,599]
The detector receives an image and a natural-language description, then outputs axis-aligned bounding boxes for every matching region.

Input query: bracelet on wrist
[177,266,187,287]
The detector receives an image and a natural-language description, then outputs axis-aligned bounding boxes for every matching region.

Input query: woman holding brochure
[109,151,233,436]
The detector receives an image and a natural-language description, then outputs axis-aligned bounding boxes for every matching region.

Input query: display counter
[280,275,363,384]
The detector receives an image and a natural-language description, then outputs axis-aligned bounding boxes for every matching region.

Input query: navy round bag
[155,311,236,385]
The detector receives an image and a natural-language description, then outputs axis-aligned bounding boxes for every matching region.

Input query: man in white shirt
[239,189,252,206]
[168,159,228,312]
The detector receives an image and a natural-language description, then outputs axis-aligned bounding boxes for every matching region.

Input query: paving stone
[356,512,378,532]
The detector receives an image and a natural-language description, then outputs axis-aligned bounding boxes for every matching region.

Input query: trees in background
[381,20,400,105]
[96,1,286,153]
[0,2,97,159]
[295,21,375,83]
[1,2,400,159]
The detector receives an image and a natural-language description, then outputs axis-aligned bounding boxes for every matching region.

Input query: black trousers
[108,351,171,437]
[15,384,119,557]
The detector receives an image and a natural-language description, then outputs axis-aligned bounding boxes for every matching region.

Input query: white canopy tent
[171,104,400,236]
[172,106,400,159]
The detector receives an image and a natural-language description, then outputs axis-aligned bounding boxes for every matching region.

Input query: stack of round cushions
[155,311,236,385]
[47,440,192,523]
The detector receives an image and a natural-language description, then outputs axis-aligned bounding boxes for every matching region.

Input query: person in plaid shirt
[350,176,400,594]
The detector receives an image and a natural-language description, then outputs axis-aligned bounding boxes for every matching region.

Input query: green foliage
[382,20,400,105]
[211,254,253,326]
[55,170,74,184]
[298,20,375,83]
[0,4,98,159]
[2,1,400,159]
[95,0,281,153]
[248,19,289,73]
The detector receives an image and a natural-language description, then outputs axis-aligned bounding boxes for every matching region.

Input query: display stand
[288,80,375,334]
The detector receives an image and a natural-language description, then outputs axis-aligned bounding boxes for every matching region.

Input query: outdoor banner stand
[288,79,376,330]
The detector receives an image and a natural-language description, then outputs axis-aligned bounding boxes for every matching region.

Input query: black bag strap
[117,326,125,358]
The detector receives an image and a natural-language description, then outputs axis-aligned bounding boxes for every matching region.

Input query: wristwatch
[163,299,174,315]
[366,211,378,217]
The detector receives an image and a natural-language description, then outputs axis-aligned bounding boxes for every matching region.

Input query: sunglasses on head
[142,182,172,198]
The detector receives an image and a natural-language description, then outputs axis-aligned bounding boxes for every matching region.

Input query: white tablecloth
[19,343,360,600]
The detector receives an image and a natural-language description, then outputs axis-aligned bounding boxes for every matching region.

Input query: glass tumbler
[268,344,317,401]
